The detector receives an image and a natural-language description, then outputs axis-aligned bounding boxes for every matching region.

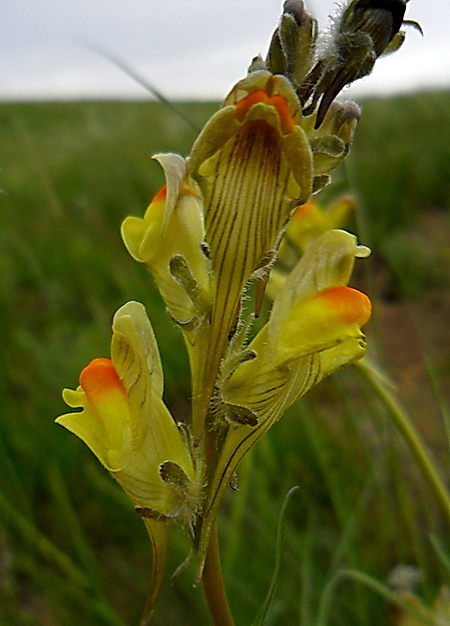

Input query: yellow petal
[269,229,370,340]
[286,195,355,251]
[58,358,132,471]
[274,285,371,364]
[121,187,166,263]
[112,300,164,404]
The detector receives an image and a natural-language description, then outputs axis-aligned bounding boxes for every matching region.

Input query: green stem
[202,520,235,626]
[356,359,450,518]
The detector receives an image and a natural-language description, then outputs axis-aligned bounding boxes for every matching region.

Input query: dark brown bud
[341,0,407,57]
[313,0,414,127]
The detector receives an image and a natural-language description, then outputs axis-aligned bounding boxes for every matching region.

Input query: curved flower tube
[56,301,202,617]
[195,230,371,579]
[121,156,216,428]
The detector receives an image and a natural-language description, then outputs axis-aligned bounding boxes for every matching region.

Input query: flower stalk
[202,521,236,626]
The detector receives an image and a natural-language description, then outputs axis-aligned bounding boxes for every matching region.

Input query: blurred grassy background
[1,92,450,626]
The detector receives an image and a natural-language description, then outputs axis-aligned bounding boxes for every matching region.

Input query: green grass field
[1,92,450,625]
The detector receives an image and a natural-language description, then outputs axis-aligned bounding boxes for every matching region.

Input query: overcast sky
[1,0,449,102]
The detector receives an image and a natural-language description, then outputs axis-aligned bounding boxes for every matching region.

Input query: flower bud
[304,100,361,189]
[266,0,318,89]
[315,0,411,126]
[340,0,407,57]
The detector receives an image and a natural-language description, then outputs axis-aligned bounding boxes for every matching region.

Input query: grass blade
[251,486,299,626]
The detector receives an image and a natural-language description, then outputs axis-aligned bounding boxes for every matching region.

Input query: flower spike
[56,2,420,618]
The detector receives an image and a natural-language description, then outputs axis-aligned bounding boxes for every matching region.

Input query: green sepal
[310,136,346,158]
[169,254,211,312]
[159,460,193,494]
[312,175,331,194]
[222,403,259,427]
[265,30,287,75]
[248,54,269,74]
[278,3,317,89]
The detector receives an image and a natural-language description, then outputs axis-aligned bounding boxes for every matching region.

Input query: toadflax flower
[195,230,371,579]
[121,153,213,328]
[285,194,355,252]
[57,301,202,616]
[187,70,314,438]
[120,68,362,444]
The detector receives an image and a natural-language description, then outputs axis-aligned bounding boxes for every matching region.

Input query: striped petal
[188,70,313,438]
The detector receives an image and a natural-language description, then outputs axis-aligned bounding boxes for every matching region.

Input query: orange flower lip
[152,185,167,203]
[150,183,199,205]
[79,357,126,399]
[319,286,372,327]
[234,89,295,134]
[292,201,314,221]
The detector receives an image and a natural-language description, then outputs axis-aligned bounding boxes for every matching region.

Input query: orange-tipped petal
[318,285,372,327]
[79,357,126,400]
[152,185,167,204]
[121,154,213,326]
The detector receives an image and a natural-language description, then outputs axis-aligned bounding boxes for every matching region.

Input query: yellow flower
[120,72,362,444]
[195,230,371,579]
[121,155,217,432]
[187,70,314,437]
[122,154,213,327]
[57,301,202,616]
[286,194,355,251]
